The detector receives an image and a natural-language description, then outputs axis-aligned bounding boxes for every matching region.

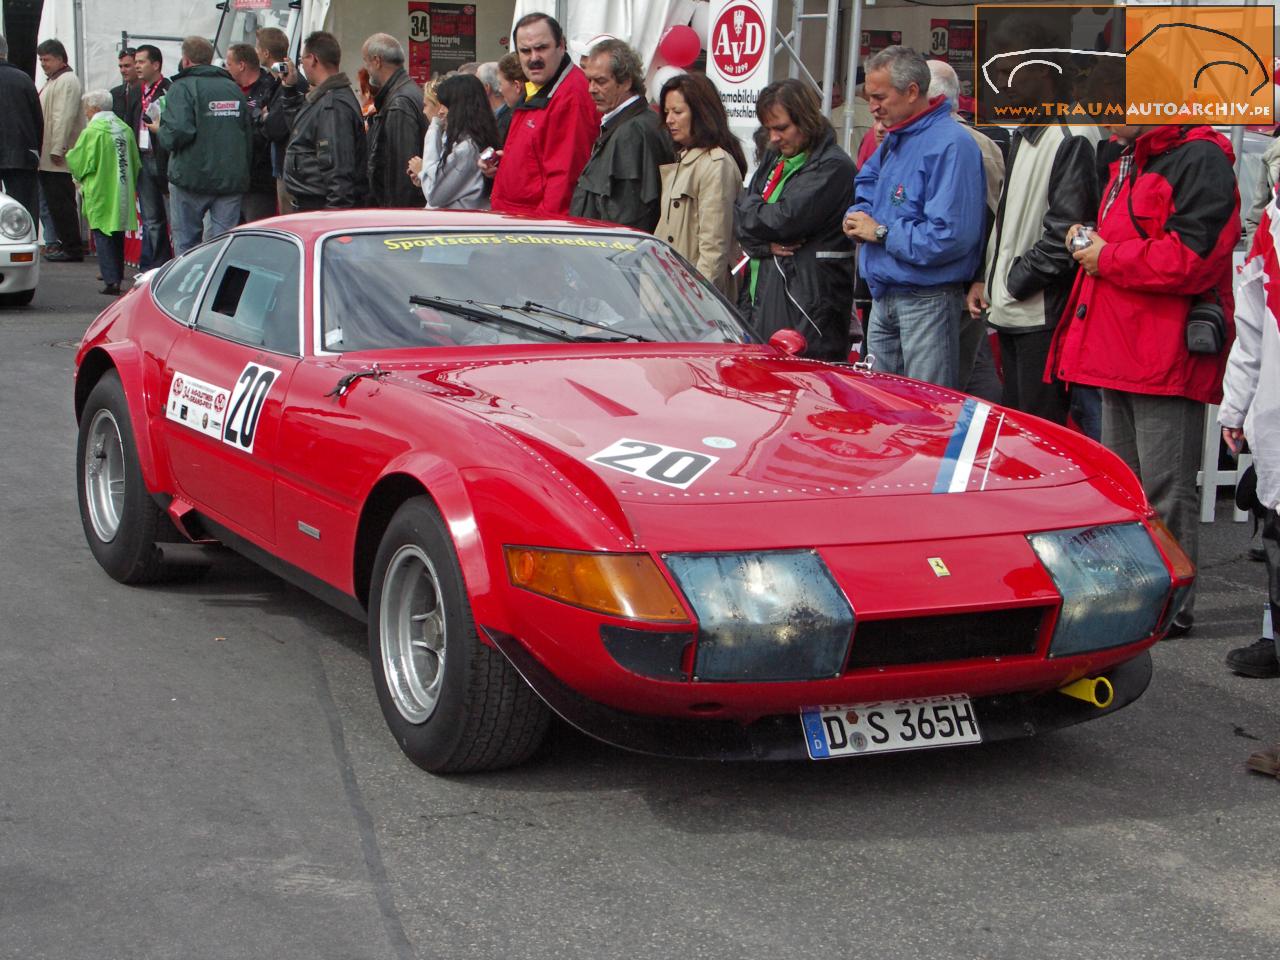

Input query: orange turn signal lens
[11,252,34,263]
[1148,517,1195,581]
[503,547,689,622]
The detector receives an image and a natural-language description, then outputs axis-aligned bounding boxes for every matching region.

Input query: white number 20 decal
[222,362,280,454]
[588,439,718,489]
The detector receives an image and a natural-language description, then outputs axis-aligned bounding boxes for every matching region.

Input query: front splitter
[482,626,1154,762]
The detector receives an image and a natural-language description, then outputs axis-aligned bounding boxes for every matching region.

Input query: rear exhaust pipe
[1058,676,1114,709]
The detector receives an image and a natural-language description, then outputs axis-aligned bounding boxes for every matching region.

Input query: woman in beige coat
[654,73,747,296]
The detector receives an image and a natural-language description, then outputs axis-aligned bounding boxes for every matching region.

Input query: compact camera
[1069,226,1094,252]
[1186,295,1226,354]
[479,147,497,164]
[271,61,289,76]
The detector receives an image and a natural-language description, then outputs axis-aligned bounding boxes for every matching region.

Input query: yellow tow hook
[1058,676,1114,709]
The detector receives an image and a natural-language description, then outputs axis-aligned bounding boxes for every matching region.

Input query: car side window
[194,235,301,355]
[152,239,228,323]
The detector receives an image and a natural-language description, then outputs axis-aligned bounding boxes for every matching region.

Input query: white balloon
[691,2,710,41]
[651,65,687,93]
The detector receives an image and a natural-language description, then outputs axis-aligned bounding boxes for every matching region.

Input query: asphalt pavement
[1,258,1277,960]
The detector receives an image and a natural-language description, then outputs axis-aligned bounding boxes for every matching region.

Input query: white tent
[37,0,220,94]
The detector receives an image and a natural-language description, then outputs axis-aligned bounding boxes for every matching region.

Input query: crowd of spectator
[0,11,1277,722]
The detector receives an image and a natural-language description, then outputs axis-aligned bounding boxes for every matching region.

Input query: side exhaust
[1058,676,1115,709]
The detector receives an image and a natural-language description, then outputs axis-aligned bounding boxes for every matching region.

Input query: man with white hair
[844,46,985,389]
[66,90,139,295]
[362,32,426,208]
[476,61,505,115]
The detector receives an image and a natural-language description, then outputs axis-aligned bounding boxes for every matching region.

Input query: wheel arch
[352,459,491,613]
[75,344,166,495]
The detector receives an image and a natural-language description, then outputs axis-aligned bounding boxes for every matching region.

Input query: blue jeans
[137,153,172,269]
[38,188,57,246]
[168,185,241,256]
[866,285,963,388]
[92,229,125,286]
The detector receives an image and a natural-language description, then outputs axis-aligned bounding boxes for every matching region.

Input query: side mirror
[768,328,807,356]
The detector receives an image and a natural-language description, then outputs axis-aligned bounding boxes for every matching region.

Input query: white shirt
[599,94,640,128]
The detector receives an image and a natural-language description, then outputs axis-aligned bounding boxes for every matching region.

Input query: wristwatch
[874,224,889,243]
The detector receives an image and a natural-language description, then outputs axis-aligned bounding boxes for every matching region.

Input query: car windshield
[320,230,751,351]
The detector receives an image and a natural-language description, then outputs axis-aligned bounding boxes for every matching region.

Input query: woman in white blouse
[407,74,500,210]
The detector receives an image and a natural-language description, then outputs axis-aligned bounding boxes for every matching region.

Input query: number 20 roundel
[223,362,280,455]
[588,439,718,490]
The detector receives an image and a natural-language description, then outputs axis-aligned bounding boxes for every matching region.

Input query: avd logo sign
[711,0,768,83]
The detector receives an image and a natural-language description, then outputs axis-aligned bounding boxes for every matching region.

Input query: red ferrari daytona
[74,211,1193,772]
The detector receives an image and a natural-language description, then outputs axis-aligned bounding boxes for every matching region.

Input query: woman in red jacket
[1050,123,1240,636]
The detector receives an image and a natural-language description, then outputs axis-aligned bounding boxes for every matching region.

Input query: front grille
[845,607,1047,669]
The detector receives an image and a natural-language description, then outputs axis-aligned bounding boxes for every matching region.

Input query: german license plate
[801,694,981,759]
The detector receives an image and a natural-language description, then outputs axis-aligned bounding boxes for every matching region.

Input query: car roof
[243,208,646,243]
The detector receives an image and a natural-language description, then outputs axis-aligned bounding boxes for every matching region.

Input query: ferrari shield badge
[928,557,950,577]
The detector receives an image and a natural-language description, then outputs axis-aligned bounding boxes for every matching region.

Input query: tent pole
[820,0,838,113]
[72,0,87,76]
[841,0,863,155]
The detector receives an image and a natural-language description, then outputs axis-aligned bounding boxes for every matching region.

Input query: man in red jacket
[479,12,597,216]
[1050,123,1240,636]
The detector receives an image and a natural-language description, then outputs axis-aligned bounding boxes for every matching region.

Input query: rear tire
[76,371,167,584]
[368,497,549,773]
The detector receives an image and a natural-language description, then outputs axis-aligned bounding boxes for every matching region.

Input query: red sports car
[74,211,1193,772]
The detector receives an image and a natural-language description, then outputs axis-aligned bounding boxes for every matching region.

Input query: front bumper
[0,242,40,294]
[484,626,1153,761]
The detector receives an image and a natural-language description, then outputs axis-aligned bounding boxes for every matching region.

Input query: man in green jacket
[67,90,140,295]
[152,36,250,254]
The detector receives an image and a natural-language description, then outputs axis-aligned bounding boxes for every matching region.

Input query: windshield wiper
[409,295,575,343]
[508,299,654,342]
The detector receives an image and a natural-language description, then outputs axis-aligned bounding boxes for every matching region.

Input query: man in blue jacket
[844,46,984,389]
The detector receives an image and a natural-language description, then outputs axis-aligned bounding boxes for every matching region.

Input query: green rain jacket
[66,111,140,233]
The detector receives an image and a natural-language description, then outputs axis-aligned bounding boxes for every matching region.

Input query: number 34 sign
[409,8,431,42]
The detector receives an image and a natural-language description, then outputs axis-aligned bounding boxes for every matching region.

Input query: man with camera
[1049,123,1240,637]
[255,27,307,216]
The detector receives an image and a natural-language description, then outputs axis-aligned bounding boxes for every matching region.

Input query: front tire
[76,371,166,584]
[368,497,549,773]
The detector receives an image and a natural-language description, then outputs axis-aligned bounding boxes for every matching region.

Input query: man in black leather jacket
[362,33,426,208]
[735,80,857,362]
[279,31,368,210]
[0,36,44,221]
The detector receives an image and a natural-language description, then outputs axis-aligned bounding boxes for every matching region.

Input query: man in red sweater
[479,12,597,216]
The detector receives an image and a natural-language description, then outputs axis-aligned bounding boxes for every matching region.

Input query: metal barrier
[1198,402,1252,522]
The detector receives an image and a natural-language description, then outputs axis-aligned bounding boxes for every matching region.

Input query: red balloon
[658,24,701,69]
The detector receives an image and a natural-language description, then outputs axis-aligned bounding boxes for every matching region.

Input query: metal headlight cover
[1028,523,1172,657]
[663,550,854,681]
[0,203,33,241]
